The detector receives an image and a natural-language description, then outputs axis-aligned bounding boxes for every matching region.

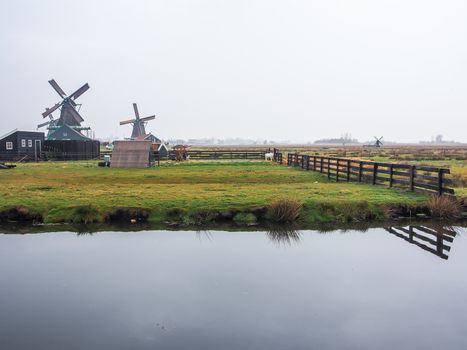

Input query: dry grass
[267,198,303,223]
[427,196,461,219]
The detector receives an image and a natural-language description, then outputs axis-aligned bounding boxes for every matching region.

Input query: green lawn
[0,161,429,224]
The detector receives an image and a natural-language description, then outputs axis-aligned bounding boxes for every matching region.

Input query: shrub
[166,207,187,222]
[427,196,461,219]
[104,207,150,223]
[70,205,100,224]
[0,207,43,223]
[267,198,303,223]
[233,212,257,224]
[189,209,220,225]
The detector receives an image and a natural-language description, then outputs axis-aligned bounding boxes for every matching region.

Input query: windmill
[119,103,156,139]
[374,136,383,148]
[40,79,91,140]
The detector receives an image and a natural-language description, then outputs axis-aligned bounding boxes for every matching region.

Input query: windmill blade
[48,79,66,98]
[120,118,136,125]
[42,101,63,117]
[68,106,85,123]
[139,115,156,122]
[37,120,52,129]
[69,83,90,100]
[133,103,140,119]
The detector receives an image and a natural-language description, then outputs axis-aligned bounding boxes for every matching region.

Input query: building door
[34,140,42,161]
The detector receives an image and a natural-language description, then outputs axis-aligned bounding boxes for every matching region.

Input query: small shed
[0,129,45,161]
[111,140,152,168]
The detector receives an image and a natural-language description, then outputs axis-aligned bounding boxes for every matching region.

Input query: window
[28,139,32,147]
[6,142,13,150]
[21,139,26,147]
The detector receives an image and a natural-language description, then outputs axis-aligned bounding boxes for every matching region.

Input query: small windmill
[37,108,56,129]
[374,136,383,148]
[119,103,156,139]
[40,79,91,139]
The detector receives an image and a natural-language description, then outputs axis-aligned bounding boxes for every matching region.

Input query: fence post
[346,160,350,182]
[336,159,340,182]
[410,165,415,191]
[327,158,331,179]
[313,156,317,171]
[438,168,444,195]
[320,157,323,173]
[373,163,378,185]
[287,153,291,166]
[389,165,394,187]
[358,161,363,182]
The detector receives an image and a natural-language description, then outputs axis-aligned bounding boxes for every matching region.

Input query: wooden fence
[184,150,266,160]
[102,149,267,161]
[273,149,454,195]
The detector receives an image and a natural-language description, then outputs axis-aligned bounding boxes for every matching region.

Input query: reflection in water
[385,225,458,260]
[266,227,301,245]
[1,226,467,350]
[196,230,214,241]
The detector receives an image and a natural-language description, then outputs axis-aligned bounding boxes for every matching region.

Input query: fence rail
[273,149,454,196]
[184,150,266,160]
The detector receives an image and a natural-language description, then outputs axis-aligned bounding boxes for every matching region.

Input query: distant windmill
[37,108,56,129]
[119,103,156,139]
[374,136,383,148]
[42,79,90,127]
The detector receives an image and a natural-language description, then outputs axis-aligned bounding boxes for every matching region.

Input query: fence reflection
[384,225,458,260]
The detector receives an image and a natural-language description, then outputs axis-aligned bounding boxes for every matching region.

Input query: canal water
[0,225,466,350]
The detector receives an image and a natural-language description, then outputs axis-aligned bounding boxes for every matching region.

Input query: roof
[47,124,91,141]
[111,140,152,168]
[0,129,18,140]
[134,133,162,143]
[0,129,44,140]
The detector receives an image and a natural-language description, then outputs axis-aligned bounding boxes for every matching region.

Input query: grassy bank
[0,161,433,225]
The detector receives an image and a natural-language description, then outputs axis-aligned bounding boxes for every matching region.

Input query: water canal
[1,224,466,350]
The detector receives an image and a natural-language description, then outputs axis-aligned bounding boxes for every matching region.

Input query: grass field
[0,161,432,225]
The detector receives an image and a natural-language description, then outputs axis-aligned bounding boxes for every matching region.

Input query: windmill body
[39,79,92,141]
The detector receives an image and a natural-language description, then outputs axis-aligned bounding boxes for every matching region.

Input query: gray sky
[1,0,466,142]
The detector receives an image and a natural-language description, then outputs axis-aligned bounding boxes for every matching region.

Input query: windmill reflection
[266,227,301,245]
[385,225,458,260]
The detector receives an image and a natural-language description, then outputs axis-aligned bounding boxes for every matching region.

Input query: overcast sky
[1,0,466,142]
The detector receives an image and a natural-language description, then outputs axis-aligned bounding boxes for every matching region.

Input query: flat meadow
[0,160,431,224]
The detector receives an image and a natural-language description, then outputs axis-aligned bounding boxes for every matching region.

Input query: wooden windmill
[374,136,383,148]
[39,79,91,140]
[119,103,156,139]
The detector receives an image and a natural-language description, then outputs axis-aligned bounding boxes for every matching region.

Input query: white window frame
[28,139,32,147]
[21,139,26,147]
[6,142,13,150]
